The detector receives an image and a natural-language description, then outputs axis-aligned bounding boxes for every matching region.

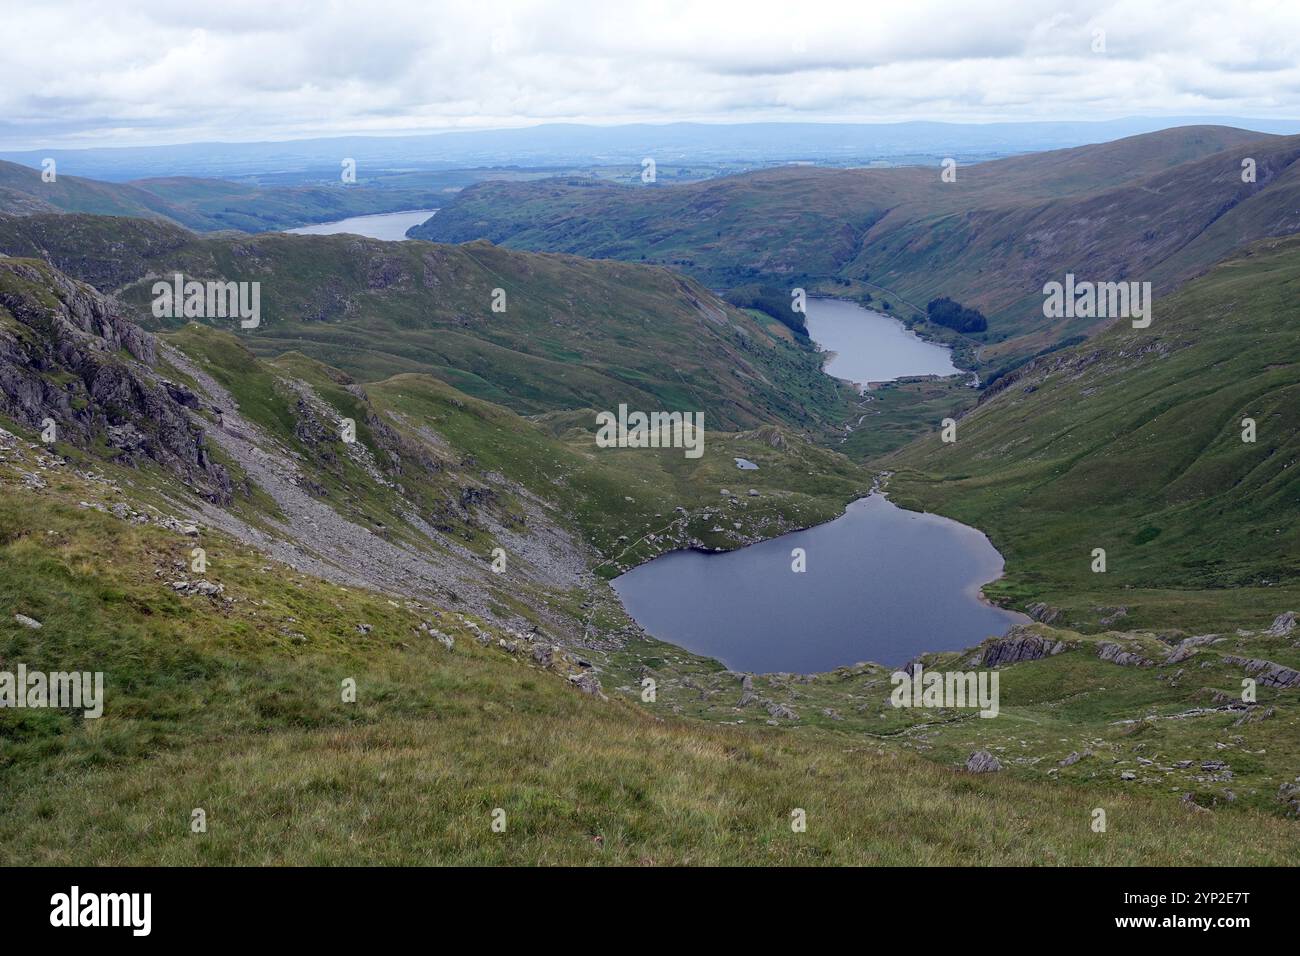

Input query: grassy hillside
[0,213,854,435]
[3,427,1297,865]
[0,159,441,233]
[886,235,1300,633]
[3,252,1299,865]
[416,127,1294,365]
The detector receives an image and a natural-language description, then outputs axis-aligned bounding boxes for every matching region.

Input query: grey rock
[13,613,42,629]
[0,260,231,502]
[765,701,798,720]
[1265,611,1296,637]
[978,627,1066,667]
[1279,782,1300,817]
[170,579,224,597]
[1025,602,1062,625]
[568,672,602,696]
[1098,642,1156,667]
[965,750,1002,773]
[1163,634,1220,665]
[1222,655,1300,688]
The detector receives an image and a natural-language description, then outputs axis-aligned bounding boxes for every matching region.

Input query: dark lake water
[804,297,958,388]
[611,295,1012,672]
[286,209,438,241]
[611,494,1026,673]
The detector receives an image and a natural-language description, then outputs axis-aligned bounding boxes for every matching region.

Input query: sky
[3,0,1299,149]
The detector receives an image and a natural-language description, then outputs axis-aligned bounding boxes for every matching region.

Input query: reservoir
[611,296,1021,673]
[286,208,438,241]
[611,495,1026,673]
[804,297,959,388]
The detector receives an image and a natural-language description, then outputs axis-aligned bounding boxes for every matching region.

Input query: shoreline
[805,295,967,388]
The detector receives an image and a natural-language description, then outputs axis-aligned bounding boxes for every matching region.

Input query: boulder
[965,750,1002,773]
[568,672,602,696]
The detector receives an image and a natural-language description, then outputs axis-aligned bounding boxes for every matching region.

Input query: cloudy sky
[3,0,1298,148]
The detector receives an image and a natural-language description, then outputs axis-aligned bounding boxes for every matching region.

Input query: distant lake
[804,297,958,388]
[612,495,1026,673]
[286,209,438,241]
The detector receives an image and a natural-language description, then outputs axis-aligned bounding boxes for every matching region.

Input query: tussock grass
[2,470,1297,865]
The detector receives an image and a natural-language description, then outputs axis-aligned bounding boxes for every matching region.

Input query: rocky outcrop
[1264,611,1296,637]
[1098,642,1156,668]
[169,579,225,598]
[972,626,1067,667]
[1221,656,1300,688]
[1025,602,1063,625]
[1162,634,1221,665]
[0,259,230,501]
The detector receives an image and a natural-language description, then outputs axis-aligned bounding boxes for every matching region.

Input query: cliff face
[0,256,231,501]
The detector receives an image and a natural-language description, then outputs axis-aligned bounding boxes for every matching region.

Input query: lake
[611,296,1022,673]
[611,495,1024,673]
[286,208,438,241]
[804,297,958,388]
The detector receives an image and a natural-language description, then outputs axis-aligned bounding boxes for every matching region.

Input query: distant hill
[415,126,1295,364]
[0,159,442,232]
[0,211,850,434]
[6,117,1300,179]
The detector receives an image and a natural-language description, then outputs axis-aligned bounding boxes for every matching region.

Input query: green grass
[0,213,855,438]
[3,454,1297,865]
[885,235,1300,632]
[416,127,1297,368]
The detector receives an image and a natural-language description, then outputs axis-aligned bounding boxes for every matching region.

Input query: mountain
[0,251,866,640]
[0,159,442,232]
[0,212,852,434]
[885,234,1300,635]
[3,253,1299,862]
[415,126,1297,365]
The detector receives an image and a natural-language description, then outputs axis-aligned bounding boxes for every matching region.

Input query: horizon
[5,115,1300,155]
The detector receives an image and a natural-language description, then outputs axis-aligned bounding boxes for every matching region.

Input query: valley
[1,122,1299,867]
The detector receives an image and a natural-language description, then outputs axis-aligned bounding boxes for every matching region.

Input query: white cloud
[2,0,1299,147]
